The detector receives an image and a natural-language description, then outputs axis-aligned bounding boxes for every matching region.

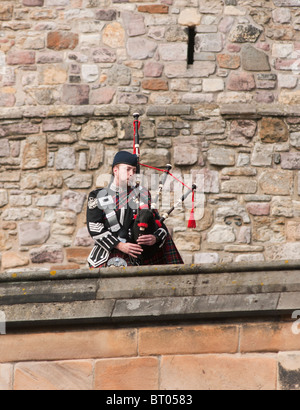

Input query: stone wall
[2,0,300,271]
[1,321,299,390]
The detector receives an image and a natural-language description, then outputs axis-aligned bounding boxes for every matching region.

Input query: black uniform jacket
[86,182,168,268]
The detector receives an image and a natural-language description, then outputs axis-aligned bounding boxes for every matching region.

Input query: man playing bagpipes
[87,150,184,268]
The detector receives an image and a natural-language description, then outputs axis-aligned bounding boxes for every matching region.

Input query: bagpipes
[132,112,197,229]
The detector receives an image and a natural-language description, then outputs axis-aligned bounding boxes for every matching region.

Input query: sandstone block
[19,222,50,246]
[30,245,64,264]
[0,139,10,157]
[161,355,276,390]
[246,203,270,216]
[0,5,13,21]
[207,224,235,243]
[241,44,271,71]
[90,88,116,105]
[0,364,12,390]
[102,22,125,48]
[222,178,258,194]
[217,54,240,69]
[82,65,99,83]
[178,8,201,26]
[281,153,300,170]
[259,170,293,196]
[47,32,79,51]
[61,85,89,105]
[95,9,117,21]
[14,361,93,391]
[62,191,86,214]
[142,79,168,91]
[81,120,117,141]
[92,48,116,63]
[1,252,29,270]
[127,39,157,60]
[122,11,146,37]
[251,143,273,167]
[43,118,72,132]
[23,0,44,5]
[265,242,300,262]
[94,358,159,390]
[260,117,289,143]
[0,93,15,107]
[207,148,235,167]
[64,174,93,189]
[194,253,220,264]
[22,135,47,170]
[2,208,42,221]
[66,248,91,264]
[0,190,8,208]
[227,72,256,91]
[139,324,238,356]
[195,33,223,53]
[278,353,300,391]
[56,147,76,170]
[287,221,300,241]
[229,24,262,43]
[159,43,188,61]
[138,5,169,14]
[203,79,224,92]
[7,51,35,65]
[144,62,164,78]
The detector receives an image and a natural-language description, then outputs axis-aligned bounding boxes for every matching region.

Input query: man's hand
[116,242,143,258]
[137,235,157,247]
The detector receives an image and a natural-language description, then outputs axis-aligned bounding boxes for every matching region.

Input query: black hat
[112,151,138,168]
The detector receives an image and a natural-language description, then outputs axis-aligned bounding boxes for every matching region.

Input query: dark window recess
[187,26,196,66]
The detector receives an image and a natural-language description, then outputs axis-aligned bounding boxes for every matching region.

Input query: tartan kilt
[92,233,183,268]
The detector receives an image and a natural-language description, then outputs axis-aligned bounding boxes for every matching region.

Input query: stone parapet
[0,261,300,327]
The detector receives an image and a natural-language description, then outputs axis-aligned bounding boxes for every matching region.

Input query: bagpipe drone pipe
[129,113,197,262]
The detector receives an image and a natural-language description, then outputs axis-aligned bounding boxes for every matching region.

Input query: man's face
[114,164,137,187]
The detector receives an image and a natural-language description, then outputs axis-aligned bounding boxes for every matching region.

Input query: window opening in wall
[187,26,196,66]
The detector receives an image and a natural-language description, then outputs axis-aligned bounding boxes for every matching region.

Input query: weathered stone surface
[227,72,256,91]
[19,222,50,246]
[0,190,8,208]
[207,148,235,167]
[260,118,289,143]
[47,32,78,51]
[92,48,116,63]
[217,54,240,69]
[178,8,202,27]
[229,24,263,43]
[259,170,293,196]
[1,252,29,270]
[127,38,157,60]
[30,245,64,264]
[281,153,300,170]
[241,45,271,71]
[81,120,116,141]
[195,33,223,53]
[22,135,47,170]
[61,85,89,105]
[2,0,300,273]
[222,178,258,194]
[62,191,86,214]
[102,22,125,48]
[207,225,236,243]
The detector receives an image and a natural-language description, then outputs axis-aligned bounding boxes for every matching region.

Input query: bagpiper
[87,151,184,268]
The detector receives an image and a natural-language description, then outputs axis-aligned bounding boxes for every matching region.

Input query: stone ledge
[220,103,300,119]
[0,105,131,120]
[0,261,300,328]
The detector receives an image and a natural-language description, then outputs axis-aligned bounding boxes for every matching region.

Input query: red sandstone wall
[0,321,299,390]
